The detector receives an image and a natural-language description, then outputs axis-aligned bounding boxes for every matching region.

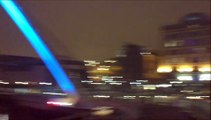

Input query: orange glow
[198,65,211,72]
[157,66,172,73]
[177,65,193,72]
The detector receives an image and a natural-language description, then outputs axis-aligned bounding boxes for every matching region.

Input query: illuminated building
[158,13,211,81]
[86,44,159,82]
[113,44,159,80]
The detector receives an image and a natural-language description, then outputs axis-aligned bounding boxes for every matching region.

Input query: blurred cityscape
[0,12,210,120]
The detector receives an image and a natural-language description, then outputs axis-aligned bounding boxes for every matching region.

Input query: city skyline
[0,0,210,60]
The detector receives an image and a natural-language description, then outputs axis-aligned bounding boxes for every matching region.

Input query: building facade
[157,13,211,81]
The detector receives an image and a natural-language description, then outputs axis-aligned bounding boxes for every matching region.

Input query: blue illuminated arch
[0,0,77,95]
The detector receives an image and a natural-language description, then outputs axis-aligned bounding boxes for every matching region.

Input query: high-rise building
[157,13,211,81]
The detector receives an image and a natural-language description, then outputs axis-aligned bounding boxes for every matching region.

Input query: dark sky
[0,0,210,60]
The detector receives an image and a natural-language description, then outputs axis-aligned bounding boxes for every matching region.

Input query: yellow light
[198,65,211,72]
[177,65,193,72]
[97,68,109,71]
[157,66,172,73]
[143,85,156,90]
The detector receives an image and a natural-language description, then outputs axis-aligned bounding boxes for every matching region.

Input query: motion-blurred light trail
[0,0,77,95]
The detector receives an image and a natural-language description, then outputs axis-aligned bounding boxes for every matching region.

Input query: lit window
[198,65,211,72]
[177,75,193,81]
[177,65,193,72]
[199,74,211,81]
[157,66,172,73]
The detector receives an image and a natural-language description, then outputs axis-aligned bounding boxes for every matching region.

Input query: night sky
[0,0,210,60]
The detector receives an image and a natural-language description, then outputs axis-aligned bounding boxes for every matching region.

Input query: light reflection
[15,82,29,85]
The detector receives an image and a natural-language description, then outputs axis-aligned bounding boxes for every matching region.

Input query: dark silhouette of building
[118,44,144,80]
[0,54,86,87]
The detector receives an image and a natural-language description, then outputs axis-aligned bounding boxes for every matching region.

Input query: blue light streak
[0,0,77,95]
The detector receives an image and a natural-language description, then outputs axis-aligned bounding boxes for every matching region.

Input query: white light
[105,80,126,83]
[123,96,136,99]
[109,83,122,85]
[0,81,9,84]
[84,60,96,63]
[180,90,194,93]
[110,76,123,78]
[104,80,113,83]
[81,80,93,83]
[15,82,29,85]
[199,96,210,98]
[39,82,52,85]
[93,95,110,98]
[198,67,211,72]
[170,81,183,84]
[130,82,142,85]
[104,60,116,63]
[124,96,136,97]
[154,95,168,98]
[91,107,114,116]
[156,84,172,88]
[90,83,106,85]
[43,92,67,96]
[199,74,211,81]
[177,76,193,81]
[140,52,151,55]
[85,64,96,66]
[136,80,148,82]
[88,76,100,79]
[47,101,73,106]
[139,96,151,98]
[186,96,203,100]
